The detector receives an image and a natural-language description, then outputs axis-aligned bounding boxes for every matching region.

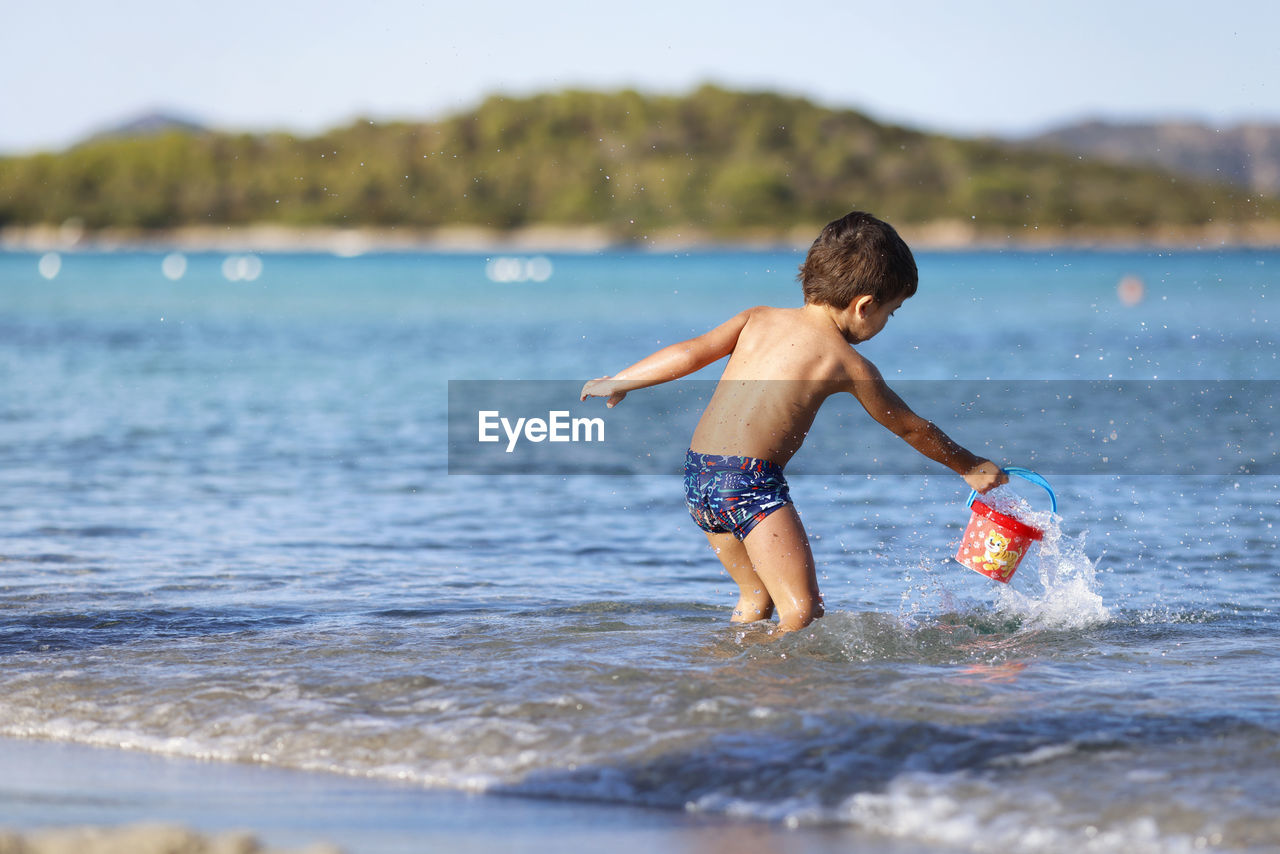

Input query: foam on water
[838,772,1204,854]
[991,501,1111,631]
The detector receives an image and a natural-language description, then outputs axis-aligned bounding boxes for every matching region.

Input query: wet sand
[0,738,953,854]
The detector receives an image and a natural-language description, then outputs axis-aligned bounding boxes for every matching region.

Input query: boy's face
[845,295,907,343]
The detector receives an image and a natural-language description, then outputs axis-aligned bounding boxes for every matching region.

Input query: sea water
[0,247,1277,852]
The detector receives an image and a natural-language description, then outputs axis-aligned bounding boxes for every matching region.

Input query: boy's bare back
[689,303,895,465]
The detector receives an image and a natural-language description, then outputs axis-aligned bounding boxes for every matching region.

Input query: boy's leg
[741,505,823,633]
[704,531,775,623]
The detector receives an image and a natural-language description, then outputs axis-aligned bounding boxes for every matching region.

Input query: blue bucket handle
[966,466,1057,514]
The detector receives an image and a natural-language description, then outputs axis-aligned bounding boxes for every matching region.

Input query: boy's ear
[851,295,877,317]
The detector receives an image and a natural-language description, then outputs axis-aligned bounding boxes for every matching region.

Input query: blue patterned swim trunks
[683,449,792,540]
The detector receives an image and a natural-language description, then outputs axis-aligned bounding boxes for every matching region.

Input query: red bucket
[953,468,1056,583]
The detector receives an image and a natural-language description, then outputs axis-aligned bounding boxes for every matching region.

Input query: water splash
[991,499,1110,631]
[888,488,1109,638]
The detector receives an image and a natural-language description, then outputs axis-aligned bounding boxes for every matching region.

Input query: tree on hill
[0,86,1275,239]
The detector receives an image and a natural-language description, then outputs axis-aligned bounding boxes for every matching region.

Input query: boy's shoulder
[739,304,839,341]
[739,303,884,382]
[734,304,828,343]
[721,305,793,337]
[738,304,805,326]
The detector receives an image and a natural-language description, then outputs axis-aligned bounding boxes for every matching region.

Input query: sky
[2,0,1278,154]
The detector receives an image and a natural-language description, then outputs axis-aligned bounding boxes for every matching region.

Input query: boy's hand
[580,376,627,408]
[964,460,1008,494]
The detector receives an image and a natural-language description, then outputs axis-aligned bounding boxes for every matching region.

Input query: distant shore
[4,221,1280,254]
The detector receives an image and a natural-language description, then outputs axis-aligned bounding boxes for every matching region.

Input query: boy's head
[798,211,917,309]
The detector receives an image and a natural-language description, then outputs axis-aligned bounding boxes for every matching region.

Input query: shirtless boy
[580,212,1007,633]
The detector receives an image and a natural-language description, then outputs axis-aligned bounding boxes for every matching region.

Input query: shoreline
[4,221,1280,254]
[0,736,947,854]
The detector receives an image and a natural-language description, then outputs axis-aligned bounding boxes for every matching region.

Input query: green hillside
[2,85,1276,240]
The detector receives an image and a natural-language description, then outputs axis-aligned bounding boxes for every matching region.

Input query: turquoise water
[1,248,1278,852]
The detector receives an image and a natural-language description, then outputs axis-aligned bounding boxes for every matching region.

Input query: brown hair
[798,211,918,308]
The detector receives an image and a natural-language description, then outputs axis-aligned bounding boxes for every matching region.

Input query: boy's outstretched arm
[580,307,757,407]
[847,359,1007,494]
